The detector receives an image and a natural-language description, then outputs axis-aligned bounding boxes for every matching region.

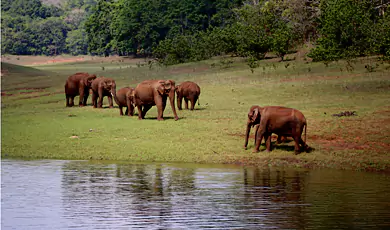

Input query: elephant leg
[192,96,198,110]
[155,96,165,121]
[98,96,103,108]
[293,136,301,155]
[70,96,75,106]
[119,106,124,116]
[184,98,189,110]
[107,95,114,108]
[127,100,134,116]
[66,95,71,107]
[265,133,272,152]
[79,91,84,107]
[92,93,98,108]
[254,124,260,146]
[124,107,128,116]
[190,97,195,111]
[82,91,89,106]
[162,96,167,112]
[137,105,143,120]
[253,129,265,153]
[142,105,152,119]
[299,137,310,153]
[177,95,183,110]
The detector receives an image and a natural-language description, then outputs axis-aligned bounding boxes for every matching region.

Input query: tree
[308,0,379,61]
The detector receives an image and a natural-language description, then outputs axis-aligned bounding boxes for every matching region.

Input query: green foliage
[308,0,380,62]
[85,0,116,56]
[66,28,88,55]
[371,13,390,59]
[1,0,97,56]
[271,25,295,61]
[154,3,298,65]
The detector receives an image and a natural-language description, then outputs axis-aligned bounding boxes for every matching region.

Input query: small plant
[219,58,233,69]
[247,56,259,73]
[365,63,379,72]
[345,60,355,72]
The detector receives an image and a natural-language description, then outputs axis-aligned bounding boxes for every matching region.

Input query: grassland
[1,54,390,172]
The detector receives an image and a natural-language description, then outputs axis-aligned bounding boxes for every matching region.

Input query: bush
[308,0,377,62]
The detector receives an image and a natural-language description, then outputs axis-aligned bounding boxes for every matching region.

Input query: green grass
[1,56,390,172]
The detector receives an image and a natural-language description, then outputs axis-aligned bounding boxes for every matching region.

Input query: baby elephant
[244,105,309,154]
[175,81,201,110]
[113,87,135,116]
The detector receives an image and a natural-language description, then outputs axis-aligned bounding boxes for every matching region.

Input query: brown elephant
[133,80,179,121]
[175,81,201,110]
[113,87,135,116]
[244,105,309,154]
[91,77,116,108]
[64,72,97,107]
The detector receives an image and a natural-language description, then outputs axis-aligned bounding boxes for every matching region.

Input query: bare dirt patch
[310,135,369,151]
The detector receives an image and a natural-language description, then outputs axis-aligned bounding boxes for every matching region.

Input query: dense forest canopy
[1,0,389,62]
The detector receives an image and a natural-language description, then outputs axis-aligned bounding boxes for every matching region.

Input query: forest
[1,0,389,63]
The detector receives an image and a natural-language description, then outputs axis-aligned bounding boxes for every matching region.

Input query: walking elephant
[113,87,135,116]
[133,80,179,121]
[244,105,309,154]
[175,81,201,110]
[64,72,97,107]
[91,77,116,108]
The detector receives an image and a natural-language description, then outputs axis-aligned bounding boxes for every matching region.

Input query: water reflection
[2,160,390,229]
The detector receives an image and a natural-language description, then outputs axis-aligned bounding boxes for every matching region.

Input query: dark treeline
[1,0,389,63]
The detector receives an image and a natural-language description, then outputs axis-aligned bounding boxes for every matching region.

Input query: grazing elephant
[244,105,309,154]
[113,87,135,116]
[64,72,97,107]
[133,80,179,121]
[91,77,116,108]
[175,81,201,110]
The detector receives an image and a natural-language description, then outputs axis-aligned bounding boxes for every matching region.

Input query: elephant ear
[164,80,172,90]
[157,80,166,95]
[175,85,180,93]
[251,107,260,123]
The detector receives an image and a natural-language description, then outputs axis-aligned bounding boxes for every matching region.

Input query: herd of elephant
[64,72,310,155]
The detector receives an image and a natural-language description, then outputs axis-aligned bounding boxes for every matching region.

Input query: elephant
[113,87,135,116]
[175,81,201,110]
[64,72,97,107]
[133,80,179,121]
[91,77,116,108]
[244,105,309,154]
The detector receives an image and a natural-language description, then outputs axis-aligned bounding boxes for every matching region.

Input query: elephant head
[127,89,136,103]
[244,105,262,149]
[84,74,97,87]
[248,105,261,127]
[101,78,116,97]
[157,79,179,120]
[157,80,175,95]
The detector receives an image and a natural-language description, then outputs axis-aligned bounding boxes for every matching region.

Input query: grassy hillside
[1,55,390,172]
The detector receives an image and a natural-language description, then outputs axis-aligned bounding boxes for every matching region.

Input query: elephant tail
[198,97,200,106]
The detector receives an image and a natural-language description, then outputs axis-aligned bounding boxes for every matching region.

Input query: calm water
[1,159,390,230]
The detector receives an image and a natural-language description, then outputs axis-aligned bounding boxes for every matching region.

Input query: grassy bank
[1,55,390,172]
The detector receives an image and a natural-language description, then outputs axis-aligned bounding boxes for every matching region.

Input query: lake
[1,159,389,229]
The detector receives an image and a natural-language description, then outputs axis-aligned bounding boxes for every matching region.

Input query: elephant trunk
[244,121,252,149]
[111,87,120,105]
[169,90,179,120]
